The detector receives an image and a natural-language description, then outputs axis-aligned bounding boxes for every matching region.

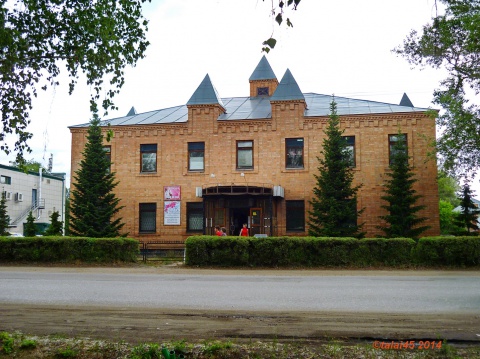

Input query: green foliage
[437,170,460,207]
[44,210,63,236]
[439,200,462,234]
[202,340,233,355]
[0,331,14,354]
[0,193,10,235]
[414,236,480,266]
[185,236,416,268]
[0,0,150,163]
[130,343,161,359]
[455,183,480,232]
[20,339,37,349]
[10,159,46,174]
[377,131,430,238]
[56,346,78,358]
[64,188,70,236]
[70,117,125,237]
[308,99,364,238]
[262,0,301,52]
[395,0,480,179]
[0,237,139,263]
[24,211,37,237]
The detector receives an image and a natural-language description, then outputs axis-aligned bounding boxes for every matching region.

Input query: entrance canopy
[202,184,273,197]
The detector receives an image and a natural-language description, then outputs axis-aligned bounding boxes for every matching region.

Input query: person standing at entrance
[215,226,222,236]
[239,223,249,236]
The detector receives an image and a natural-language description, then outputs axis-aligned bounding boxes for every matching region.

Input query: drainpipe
[38,168,42,220]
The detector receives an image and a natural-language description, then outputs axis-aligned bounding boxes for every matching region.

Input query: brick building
[70,56,440,241]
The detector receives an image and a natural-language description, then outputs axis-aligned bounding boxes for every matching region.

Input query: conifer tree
[69,116,125,237]
[24,211,37,237]
[44,210,63,236]
[455,183,480,233]
[377,131,430,238]
[0,193,10,236]
[308,99,364,238]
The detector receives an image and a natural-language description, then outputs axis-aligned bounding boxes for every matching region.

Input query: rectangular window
[389,134,407,165]
[188,142,204,171]
[0,175,11,185]
[103,146,111,173]
[286,138,304,168]
[343,136,355,167]
[139,203,156,233]
[237,140,253,169]
[187,202,203,232]
[286,200,305,231]
[140,144,157,173]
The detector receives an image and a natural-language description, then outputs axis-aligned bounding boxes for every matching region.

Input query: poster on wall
[164,186,181,200]
[164,201,181,225]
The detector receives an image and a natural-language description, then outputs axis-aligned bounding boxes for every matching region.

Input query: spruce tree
[69,116,125,237]
[0,193,10,236]
[377,131,430,238]
[308,99,364,238]
[44,210,63,236]
[455,183,480,233]
[24,211,37,237]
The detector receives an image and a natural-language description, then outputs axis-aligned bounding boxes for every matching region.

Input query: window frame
[388,134,408,165]
[236,140,254,170]
[343,136,356,167]
[139,203,156,233]
[188,142,205,172]
[257,87,269,96]
[103,145,111,173]
[0,175,11,185]
[286,200,305,232]
[285,138,304,169]
[186,202,204,232]
[140,144,157,173]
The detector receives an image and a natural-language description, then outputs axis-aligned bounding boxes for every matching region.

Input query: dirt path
[1,304,479,345]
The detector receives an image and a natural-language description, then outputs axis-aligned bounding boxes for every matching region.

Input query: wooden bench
[139,241,185,263]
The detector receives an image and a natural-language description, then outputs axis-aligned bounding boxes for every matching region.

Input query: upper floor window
[103,146,111,173]
[188,142,204,171]
[286,200,305,231]
[140,144,157,173]
[139,203,156,233]
[237,140,253,169]
[257,87,269,96]
[286,138,304,169]
[0,175,11,185]
[389,134,407,165]
[343,136,355,167]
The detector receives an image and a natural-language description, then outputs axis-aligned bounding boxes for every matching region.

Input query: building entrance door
[249,208,262,236]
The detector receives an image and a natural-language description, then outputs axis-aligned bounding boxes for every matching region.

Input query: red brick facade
[70,61,440,241]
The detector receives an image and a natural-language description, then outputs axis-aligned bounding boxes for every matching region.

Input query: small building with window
[69,56,440,240]
[0,164,66,236]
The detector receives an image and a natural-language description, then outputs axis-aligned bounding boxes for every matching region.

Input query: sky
[2,0,478,193]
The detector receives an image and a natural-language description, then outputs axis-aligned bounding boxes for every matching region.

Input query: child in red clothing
[239,223,249,236]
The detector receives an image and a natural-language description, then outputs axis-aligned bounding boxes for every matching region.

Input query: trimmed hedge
[186,235,480,267]
[185,236,418,267]
[0,237,139,263]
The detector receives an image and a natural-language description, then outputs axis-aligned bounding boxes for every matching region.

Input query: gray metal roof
[186,74,225,108]
[271,69,305,102]
[126,106,137,116]
[249,55,277,81]
[70,93,430,128]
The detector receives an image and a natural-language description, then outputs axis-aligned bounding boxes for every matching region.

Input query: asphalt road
[0,267,479,313]
[1,266,479,343]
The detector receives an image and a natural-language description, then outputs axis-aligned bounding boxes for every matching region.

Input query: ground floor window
[286,200,305,231]
[139,203,156,233]
[187,202,203,232]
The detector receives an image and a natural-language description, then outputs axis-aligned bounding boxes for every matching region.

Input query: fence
[139,241,185,263]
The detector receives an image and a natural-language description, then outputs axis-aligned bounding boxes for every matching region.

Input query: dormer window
[257,87,269,96]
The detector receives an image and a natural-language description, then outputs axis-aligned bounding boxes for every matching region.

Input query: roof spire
[249,55,277,81]
[399,93,414,107]
[126,106,137,116]
[187,74,225,109]
[271,69,305,102]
